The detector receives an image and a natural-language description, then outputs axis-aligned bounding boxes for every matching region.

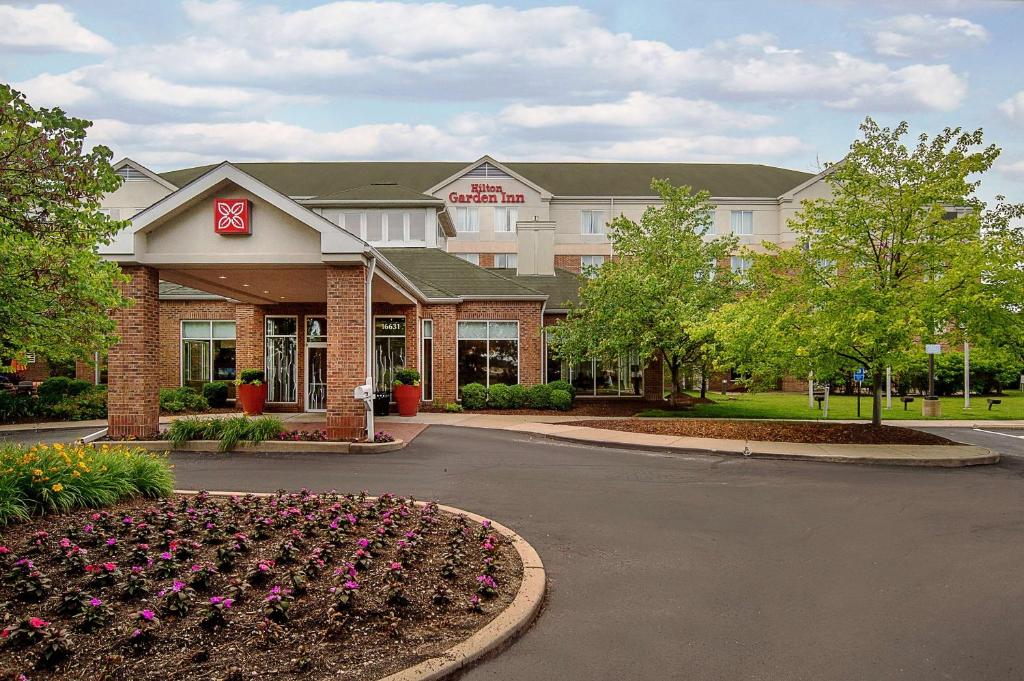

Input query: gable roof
[377,248,546,299]
[160,160,814,200]
[114,158,178,191]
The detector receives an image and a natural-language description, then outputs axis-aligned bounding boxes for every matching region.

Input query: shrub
[546,379,576,399]
[507,384,528,408]
[525,384,552,409]
[393,368,420,386]
[167,416,211,448]
[486,383,512,409]
[202,381,230,408]
[239,369,264,385]
[37,377,91,408]
[460,383,487,410]
[0,442,174,525]
[0,392,39,423]
[168,415,283,451]
[159,387,209,414]
[442,402,464,413]
[48,387,107,420]
[549,389,572,411]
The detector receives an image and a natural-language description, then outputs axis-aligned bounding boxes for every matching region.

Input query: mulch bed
[423,398,672,417]
[562,418,959,445]
[0,492,521,679]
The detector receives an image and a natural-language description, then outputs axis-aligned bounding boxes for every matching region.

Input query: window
[182,320,236,391]
[341,212,362,237]
[92,351,108,385]
[365,212,384,242]
[565,352,643,396]
[457,321,519,388]
[305,317,327,411]
[581,255,605,277]
[385,211,405,243]
[265,317,297,403]
[456,207,479,232]
[421,320,433,402]
[457,253,480,265]
[493,253,517,269]
[115,165,149,181]
[730,256,753,274]
[374,317,406,391]
[494,207,518,233]
[730,210,753,235]
[582,210,605,235]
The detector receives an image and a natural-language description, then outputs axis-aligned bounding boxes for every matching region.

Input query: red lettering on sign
[447,184,525,204]
[214,198,251,235]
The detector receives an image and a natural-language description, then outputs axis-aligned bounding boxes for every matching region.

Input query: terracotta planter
[237,383,267,415]
[393,383,420,417]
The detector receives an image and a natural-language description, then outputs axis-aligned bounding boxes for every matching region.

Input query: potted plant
[392,368,421,417]
[234,369,267,415]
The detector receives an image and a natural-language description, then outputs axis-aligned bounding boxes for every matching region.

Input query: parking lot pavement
[918,426,1024,464]
[0,425,104,446]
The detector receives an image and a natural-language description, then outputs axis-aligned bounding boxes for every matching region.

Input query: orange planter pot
[393,384,420,417]
[237,383,267,415]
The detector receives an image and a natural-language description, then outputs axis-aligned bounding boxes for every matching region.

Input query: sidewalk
[376,413,999,467]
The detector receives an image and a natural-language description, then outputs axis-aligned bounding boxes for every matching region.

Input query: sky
[1,0,1022,203]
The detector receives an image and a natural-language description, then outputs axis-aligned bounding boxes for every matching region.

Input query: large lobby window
[457,321,519,388]
[265,316,297,403]
[181,321,236,390]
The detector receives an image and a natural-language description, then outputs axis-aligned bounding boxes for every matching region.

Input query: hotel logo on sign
[448,183,525,204]
[214,198,251,234]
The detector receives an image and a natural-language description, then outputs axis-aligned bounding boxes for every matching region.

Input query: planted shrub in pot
[392,368,421,417]
[234,369,266,415]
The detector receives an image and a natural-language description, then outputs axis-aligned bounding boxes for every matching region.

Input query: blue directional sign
[853,368,865,382]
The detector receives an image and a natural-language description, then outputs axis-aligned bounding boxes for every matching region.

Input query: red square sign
[214,198,251,234]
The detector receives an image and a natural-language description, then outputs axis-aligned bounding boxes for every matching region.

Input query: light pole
[964,341,970,409]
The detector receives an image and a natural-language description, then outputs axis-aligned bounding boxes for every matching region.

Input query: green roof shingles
[377,248,547,300]
[491,268,582,310]
[160,161,812,199]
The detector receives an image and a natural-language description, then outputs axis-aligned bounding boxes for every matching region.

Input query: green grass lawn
[638,390,1024,421]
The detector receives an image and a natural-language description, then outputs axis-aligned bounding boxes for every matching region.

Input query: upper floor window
[730,210,753,235]
[457,253,480,265]
[494,207,518,233]
[582,210,605,235]
[456,207,479,232]
[339,210,426,245]
[115,165,149,181]
[494,253,517,269]
[730,256,753,274]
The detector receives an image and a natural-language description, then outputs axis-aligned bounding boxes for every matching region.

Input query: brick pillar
[326,266,367,440]
[404,304,420,381]
[643,356,664,402]
[426,304,458,403]
[108,266,160,438]
[235,304,265,376]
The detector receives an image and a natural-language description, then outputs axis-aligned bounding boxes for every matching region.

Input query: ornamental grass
[0,443,174,525]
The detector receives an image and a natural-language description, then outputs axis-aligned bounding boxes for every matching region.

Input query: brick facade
[234,303,265,380]
[326,265,367,440]
[421,304,458,403]
[554,254,582,273]
[477,253,495,269]
[108,266,160,438]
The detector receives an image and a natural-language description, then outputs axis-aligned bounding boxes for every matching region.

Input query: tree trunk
[668,359,681,407]
[699,369,707,400]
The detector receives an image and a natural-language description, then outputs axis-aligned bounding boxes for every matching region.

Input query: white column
[808,372,814,409]
[964,341,970,409]
[886,367,892,409]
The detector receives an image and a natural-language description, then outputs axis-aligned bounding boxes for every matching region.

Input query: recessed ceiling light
[242,284,250,287]
[263,290,270,294]
[218,275,227,279]
[279,296,285,299]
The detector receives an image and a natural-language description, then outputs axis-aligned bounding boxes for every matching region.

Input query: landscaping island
[562,419,959,445]
[0,445,530,680]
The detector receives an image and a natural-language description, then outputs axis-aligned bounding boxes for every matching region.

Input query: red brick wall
[108,266,160,438]
[326,266,367,439]
[555,255,582,273]
[234,303,265,379]
[422,304,457,403]
[19,357,53,382]
[478,253,495,269]
[159,300,239,389]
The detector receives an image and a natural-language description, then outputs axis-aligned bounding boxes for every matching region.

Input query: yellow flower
[72,471,81,477]
[52,483,63,492]
[32,468,43,476]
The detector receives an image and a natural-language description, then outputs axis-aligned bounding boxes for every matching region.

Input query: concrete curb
[540,430,998,467]
[174,489,546,681]
[99,439,405,455]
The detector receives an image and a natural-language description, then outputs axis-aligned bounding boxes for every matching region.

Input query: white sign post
[886,367,892,409]
[823,385,830,419]
[808,372,814,409]
[964,341,970,409]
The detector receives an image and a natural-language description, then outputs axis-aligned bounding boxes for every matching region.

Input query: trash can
[373,390,392,417]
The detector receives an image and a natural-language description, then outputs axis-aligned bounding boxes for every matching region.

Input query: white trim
[303,314,328,412]
[264,315,299,404]
[112,158,178,192]
[455,319,521,390]
[420,318,433,403]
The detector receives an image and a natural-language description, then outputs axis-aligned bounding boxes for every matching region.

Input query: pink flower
[390,562,402,571]
[140,609,155,621]
[89,598,103,607]
[357,538,369,549]
[343,580,360,590]
[103,562,117,571]
[0,546,10,554]
[28,617,48,629]
[171,580,185,592]
[223,598,233,609]
[159,552,172,560]
[107,538,117,546]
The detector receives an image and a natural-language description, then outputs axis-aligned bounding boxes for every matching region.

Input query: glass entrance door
[305,344,327,411]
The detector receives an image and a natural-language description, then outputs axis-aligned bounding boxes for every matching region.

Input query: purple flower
[140,609,155,621]
[159,552,172,560]
[210,596,223,604]
[476,575,497,588]
[171,580,185,592]
[106,538,117,546]
[89,598,103,607]
[357,538,369,549]
[343,580,360,590]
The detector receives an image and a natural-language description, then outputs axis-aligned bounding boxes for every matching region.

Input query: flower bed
[0,443,174,526]
[0,491,522,679]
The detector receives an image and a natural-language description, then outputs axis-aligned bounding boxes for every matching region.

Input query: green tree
[716,117,1024,425]
[551,179,740,404]
[0,84,128,369]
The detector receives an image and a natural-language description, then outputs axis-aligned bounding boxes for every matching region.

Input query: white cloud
[499,92,775,131]
[999,91,1024,123]
[864,14,988,58]
[0,3,114,54]
[997,159,1024,179]
[113,1,969,112]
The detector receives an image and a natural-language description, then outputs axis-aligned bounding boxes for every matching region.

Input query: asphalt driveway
[163,425,1024,681]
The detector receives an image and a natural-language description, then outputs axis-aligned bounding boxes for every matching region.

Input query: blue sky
[1,0,1022,202]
